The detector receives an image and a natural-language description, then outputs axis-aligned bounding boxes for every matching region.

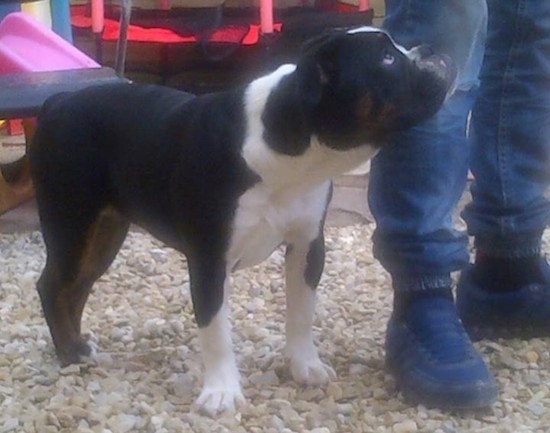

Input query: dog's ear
[296,33,341,107]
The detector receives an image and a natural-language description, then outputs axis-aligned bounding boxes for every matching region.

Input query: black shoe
[457,258,550,340]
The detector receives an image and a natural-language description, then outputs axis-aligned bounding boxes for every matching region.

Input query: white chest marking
[228,181,331,271]
[225,65,378,271]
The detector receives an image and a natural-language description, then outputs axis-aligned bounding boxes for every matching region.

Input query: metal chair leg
[114,0,132,77]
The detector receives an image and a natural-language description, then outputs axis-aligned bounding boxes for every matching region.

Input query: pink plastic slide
[0,11,99,75]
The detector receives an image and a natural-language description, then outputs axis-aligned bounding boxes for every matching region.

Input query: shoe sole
[387,361,498,410]
[399,381,498,410]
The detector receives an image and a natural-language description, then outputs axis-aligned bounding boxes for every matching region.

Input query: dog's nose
[409,44,455,72]
[408,44,458,89]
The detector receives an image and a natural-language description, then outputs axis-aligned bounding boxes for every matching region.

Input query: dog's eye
[381,50,395,66]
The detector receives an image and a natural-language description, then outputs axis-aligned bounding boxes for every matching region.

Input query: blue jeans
[369,0,487,291]
[371,0,550,291]
[463,1,550,258]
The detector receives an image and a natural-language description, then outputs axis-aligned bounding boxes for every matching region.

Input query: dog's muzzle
[408,44,458,96]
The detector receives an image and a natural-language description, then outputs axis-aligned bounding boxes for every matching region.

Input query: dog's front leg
[188,258,244,415]
[284,230,336,386]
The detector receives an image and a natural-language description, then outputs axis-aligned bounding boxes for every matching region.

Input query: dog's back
[30,83,257,245]
[32,83,197,177]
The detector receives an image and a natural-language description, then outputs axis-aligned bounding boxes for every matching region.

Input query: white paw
[289,356,337,386]
[194,385,246,416]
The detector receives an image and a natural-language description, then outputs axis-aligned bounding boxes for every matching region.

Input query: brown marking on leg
[69,206,130,334]
[37,206,129,365]
[36,263,90,365]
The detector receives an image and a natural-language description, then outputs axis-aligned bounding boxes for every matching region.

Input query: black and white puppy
[29,27,456,415]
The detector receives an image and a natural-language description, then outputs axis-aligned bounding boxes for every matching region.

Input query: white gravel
[2,223,550,433]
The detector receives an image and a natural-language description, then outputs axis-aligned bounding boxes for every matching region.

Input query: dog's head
[296,26,457,149]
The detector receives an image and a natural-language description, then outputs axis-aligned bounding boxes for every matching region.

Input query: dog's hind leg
[284,225,336,386]
[186,250,245,415]
[36,206,129,365]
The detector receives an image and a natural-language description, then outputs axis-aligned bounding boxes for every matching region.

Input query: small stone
[349,363,369,376]
[56,410,77,429]
[393,419,418,433]
[151,415,166,430]
[0,418,19,433]
[86,381,101,392]
[335,403,354,415]
[68,406,90,420]
[499,354,527,370]
[524,372,542,386]
[372,388,387,400]
[310,428,331,433]
[47,412,63,428]
[272,387,295,400]
[526,402,545,416]
[170,375,194,398]
[107,414,138,433]
[60,364,81,376]
[524,350,539,364]
[138,401,155,416]
[249,370,280,386]
[76,419,91,431]
[28,386,49,404]
[326,382,343,401]
[34,373,58,386]
[269,415,285,430]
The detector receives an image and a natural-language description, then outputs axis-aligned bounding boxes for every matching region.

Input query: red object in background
[70,0,371,46]
[6,119,23,135]
[71,6,282,46]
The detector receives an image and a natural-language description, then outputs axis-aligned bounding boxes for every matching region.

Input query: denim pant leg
[463,1,550,258]
[369,0,487,292]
